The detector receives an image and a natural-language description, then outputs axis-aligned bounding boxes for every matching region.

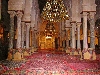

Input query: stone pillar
[8,11,16,49]
[65,29,69,49]
[32,28,35,47]
[65,29,70,54]
[26,23,30,48]
[65,20,70,49]
[61,21,64,50]
[89,12,96,49]
[82,11,90,59]
[34,30,37,48]
[71,22,76,50]
[36,32,39,48]
[88,12,96,60]
[83,12,88,50]
[16,11,23,48]
[61,30,66,51]
[21,22,25,48]
[7,11,16,60]
[77,22,81,50]
[77,22,82,57]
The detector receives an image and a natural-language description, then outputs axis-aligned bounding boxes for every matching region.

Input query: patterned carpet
[0,50,100,75]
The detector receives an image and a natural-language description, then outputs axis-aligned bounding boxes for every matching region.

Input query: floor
[0,50,100,75]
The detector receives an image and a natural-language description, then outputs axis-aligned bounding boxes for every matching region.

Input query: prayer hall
[0,0,100,74]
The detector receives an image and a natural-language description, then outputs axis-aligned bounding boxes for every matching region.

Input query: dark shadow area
[0,0,9,61]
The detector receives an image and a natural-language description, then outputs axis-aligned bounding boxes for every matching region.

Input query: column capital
[71,22,76,28]
[8,11,16,18]
[26,22,30,26]
[82,12,88,16]
[30,27,34,31]
[70,21,76,24]
[88,12,96,20]
[16,10,23,18]
[77,22,82,27]
[70,21,76,26]
[25,23,30,29]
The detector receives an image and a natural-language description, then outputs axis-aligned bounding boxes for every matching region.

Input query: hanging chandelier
[45,22,56,36]
[41,0,69,22]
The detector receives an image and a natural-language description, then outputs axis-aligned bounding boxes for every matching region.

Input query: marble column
[16,11,23,48]
[65,20,70,49]
[89,12,96,49]
[29,27,33,47]
[26,23,30,48]
[62,21,66,50]
[77,22,81,50]
[65,29,69,49]
[34,30,37,48]
[21,22,25,48]
[7,11,16,60]
[36,32,39,48]
[62,30,66,50]
[83,12,88,50]
[71,22,76,50]
[32,29,35,47]
[8,11,16,49]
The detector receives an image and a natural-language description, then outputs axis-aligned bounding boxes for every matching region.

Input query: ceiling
[38,0,100,11]
[38,0,47,13]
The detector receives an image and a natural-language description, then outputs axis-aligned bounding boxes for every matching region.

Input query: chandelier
[41,0,69,22]
[45,22,56,37]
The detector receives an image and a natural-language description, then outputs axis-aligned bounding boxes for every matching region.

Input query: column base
[88,48,96,60]
[66,47,70,54]
[76,48,83,60]
[7,48,25,60]
[70,48,76,55]
[7,52,13,60]
[83,48,96,60]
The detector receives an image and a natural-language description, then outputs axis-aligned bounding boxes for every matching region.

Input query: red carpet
[0,51,100,75]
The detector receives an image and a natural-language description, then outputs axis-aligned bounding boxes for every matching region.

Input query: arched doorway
[38,21,59,50]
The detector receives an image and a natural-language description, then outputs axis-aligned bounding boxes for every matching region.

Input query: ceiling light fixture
[45,22,56,36]
[41,0,69,22]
